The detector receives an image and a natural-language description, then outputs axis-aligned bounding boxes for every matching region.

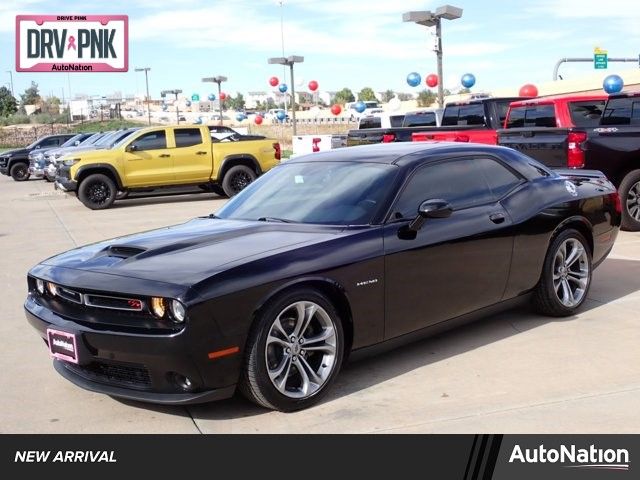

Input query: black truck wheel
[10,163,30,181]
[620,169,640,231]
[222,165,257,197]
[78,174,117,210]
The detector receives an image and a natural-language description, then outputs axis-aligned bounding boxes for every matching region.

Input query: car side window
[38,137,59,148]
[475,157,523,199]
[174,128,203,148]
[130,131,167,151]
[392,158,495,219]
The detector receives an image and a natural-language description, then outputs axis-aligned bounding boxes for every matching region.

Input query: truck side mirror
[125,144,137,153]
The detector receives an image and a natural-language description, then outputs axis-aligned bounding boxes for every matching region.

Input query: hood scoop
[103,245,147,259]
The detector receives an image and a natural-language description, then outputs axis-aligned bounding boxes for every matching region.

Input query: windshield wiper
[257,217,293,223]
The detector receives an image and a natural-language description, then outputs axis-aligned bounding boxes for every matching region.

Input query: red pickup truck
[346,97,521,146]
[503,93,607,129]
[410,97,522,144]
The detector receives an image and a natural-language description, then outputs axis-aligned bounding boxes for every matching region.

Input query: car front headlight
[33,153,44,161]
[36,278,45,294]
[62,158,81,167]
[170,300,186,323]
[53,153,62,159]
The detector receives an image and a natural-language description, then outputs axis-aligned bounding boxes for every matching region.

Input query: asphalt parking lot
[1,175,639,434]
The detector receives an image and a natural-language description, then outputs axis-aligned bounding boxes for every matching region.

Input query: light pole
[6,71,14,97]
[161,89,182,124]
[202,75,228,125]
[268,55,304,135]
[403,5,463,109]
[135,67,152,125]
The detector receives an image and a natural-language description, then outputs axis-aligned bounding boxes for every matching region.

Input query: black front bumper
[24,295,239,405]
[54,164,77,192]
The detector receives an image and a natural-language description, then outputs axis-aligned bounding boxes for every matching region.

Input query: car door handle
[196,151,207,155]
[489,212,506,224]
[159,154,171,158]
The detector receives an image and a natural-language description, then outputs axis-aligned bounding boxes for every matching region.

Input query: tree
[21,81,41,107]
[358,87,377,102]
[333,87,355,105]
[397,92,413,101]
[0,86,18,117]
[42,96,61,114]
[417,89,437,107]
[381,89,395,103]
[458,88,471,94]
[227,92,245,111]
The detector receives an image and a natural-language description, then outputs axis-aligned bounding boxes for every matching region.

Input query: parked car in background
[357,113,405,129]
[498,91,640,230]
[55,125,281,208]
[347,97,522,146]
[0,133,76,181]
[25,142,620,411]
[402,109,443,128]
[43,130,139,182]
[346,101,382,120]
[28,133,94,181]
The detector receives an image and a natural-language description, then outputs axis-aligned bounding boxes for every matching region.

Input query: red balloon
[254,115,263,125]
[330,104,342,116]
[269,76,279,87]
[219,92,227,101]
[519,84,538,97]
[308,80,319,92]
[426,74,438,88]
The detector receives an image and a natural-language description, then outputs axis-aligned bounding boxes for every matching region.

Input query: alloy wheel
[627,181,640,221]
[552,238,590,307]
[87,181,111,205]
[265,301,337,399]
[230,171,252,193]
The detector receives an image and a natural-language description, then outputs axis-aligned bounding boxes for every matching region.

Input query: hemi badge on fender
[208,346,240,360]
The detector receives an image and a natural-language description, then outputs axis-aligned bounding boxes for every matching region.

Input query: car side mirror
[408,199,452,232]
[125,144,137,153]
[74,141,80,146]
[35,145,41,149]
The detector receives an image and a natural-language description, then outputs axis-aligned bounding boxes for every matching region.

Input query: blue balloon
[279,83,288,93]
[354,101,366,113]
[461,73,476,88]
[276,110,286,121]
[603,74,624,94]
[185,100,191,107]
[191,93,200,101]
[406,72,421,87]
[235,113,246,122]
[208,93,216,101]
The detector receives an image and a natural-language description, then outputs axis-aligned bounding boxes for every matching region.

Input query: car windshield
[216,161,398,225]
[109,129,137,148]
[80,133,104,145]
[60,134,83,148]
[94,131,118,146]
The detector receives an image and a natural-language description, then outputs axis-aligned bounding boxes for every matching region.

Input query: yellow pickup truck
[55,125,281,209]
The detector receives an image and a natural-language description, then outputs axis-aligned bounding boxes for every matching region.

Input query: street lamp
[161,89,182,124]
[268,55,304,135]
[202,75,228,125]
[403,5,463,109]
[6,71,14,97]
[135,67,152,125]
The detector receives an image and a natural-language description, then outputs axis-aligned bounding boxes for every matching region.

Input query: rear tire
[221,165,256,197]
[78,174,116,210]
[239,288,344,412]
[619,169,640,231]
[532,229,592,317]
[10,163,30,181]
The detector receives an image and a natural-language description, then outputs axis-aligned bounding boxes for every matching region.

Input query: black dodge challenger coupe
[25,143,621,411]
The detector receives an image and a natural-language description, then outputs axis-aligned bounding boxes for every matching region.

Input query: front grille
[64,360,152,390]
[57,285,83,304]
[84,294,145,311]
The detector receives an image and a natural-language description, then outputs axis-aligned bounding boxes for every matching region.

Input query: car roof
[287,142,513,166]
[510,93,608,107]
[446,97,522,107]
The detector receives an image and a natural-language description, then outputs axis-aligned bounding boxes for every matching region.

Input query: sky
[2,0,640,101]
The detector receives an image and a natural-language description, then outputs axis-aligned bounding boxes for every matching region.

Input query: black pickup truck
[346,97,522,146]
[499,92,640,231]
[0,133,75,181]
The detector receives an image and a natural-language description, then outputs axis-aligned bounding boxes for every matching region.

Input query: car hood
[55,145,107,158]
[1,147,28,157]
[41,218,345,286]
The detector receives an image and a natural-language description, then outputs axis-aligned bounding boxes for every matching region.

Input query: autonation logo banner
[493,436,634,479]
[16,15,128,72]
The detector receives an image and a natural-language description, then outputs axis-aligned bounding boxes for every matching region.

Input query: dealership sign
[16,15,128,72]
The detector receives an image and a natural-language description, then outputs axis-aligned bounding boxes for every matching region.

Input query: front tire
[221,165,256,197]
[78,174,116,210]
[532,229,592,317]
[240,288,344,412]
[619,169,640,231]
[10,163,30,181]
